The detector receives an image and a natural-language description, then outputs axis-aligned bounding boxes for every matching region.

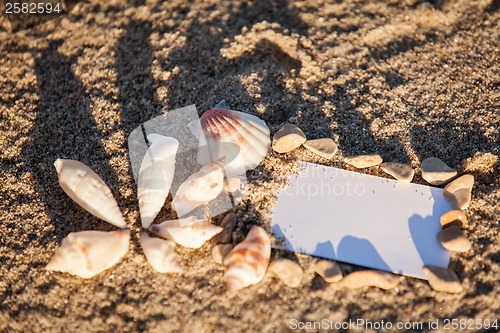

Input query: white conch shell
[140,233,183,273]
[54,159,126,228]
[149,216,223,249]
[188,108,270,174]
[171,162,225,217]
[138,134,179,228]
[223,226,271,291]
[46,229,130,279]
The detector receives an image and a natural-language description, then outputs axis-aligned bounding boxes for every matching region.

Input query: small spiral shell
[223,226,271,291]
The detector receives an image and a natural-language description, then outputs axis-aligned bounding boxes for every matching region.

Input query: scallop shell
[149,216,223,249]
[140,233,183,273]
[138,134,179,228]
[54,159,126,228]
[188,108,270,173]
[46,229,130,279]
[223,226,271,291]
[171,162,225,217]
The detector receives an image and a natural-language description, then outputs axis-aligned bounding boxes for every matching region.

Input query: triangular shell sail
[46,229,130,279]
[54,159,127,228]
[137,134,179,228]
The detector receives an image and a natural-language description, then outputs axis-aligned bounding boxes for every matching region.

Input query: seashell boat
[54,159,127,229]
[223,226,271,291]
[140,233,183,273]
[137,134,179,228]
[46,229,130,279]
[149,216,223,249]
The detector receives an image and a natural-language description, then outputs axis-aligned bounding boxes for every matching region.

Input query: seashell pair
[223,226,271,291]
[172,106,270,217]
[50,159,132,278]
[149,216,223,249]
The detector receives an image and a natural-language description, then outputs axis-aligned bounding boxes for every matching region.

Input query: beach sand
[0,0,499,331]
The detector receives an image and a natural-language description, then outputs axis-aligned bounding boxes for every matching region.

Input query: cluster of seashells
[46,107,274,291]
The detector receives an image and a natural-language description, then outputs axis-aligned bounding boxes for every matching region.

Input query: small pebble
[421,157,457,185]
[215,212,237,244]
[344,154,383,168]
[423,265,463,293]
[303,138,338,159]
[380,162,415,182]
[341,270,400,290]
[440,210,467,229]
[444,175,474,210]
[314,260,343,283]
[225,176,242,193]
[269,259,303,288]
[272,123,306,153]
[437,226,472,252]
[212,244,234,265]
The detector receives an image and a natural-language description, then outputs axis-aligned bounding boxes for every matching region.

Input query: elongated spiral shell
[46,229,130,279]
[223,226,271,291]
[149,216,223,249]
[54,159,126,228]
[137,134,179,228]
[140,233,183,273]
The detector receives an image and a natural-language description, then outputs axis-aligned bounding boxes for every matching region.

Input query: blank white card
[271,162,452,279]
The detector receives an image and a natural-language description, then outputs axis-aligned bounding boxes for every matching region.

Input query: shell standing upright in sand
[46,229,130,279]
[137,134,179,228]
[171,161,225,217]
[149,216,223,249]
[54,159,126,228]
[223,226,271,291]
[188,108,270,173]
[140,233,183,273]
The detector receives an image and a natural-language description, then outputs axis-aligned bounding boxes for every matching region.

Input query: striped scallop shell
[46,229,130,279]
[189,108,270,174]
[140,233,183,273]
[223,226,271,291]
[149,216,223,249]
[137,134,179,228]
[54,159,126,228]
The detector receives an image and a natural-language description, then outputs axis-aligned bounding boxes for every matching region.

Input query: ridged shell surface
[46,229,130,279]
[138,135,179,228]
[190,108,270,173]
[149,216,223,249]
[223,226,271,291]
[54,159,126,228]
[140,233,183,273]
